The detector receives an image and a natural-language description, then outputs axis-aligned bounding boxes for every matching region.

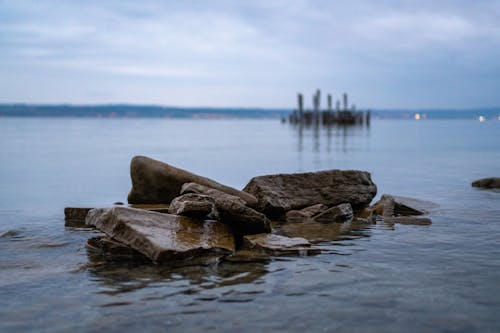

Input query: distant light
[414,113,421,120]
[479,115,485,122]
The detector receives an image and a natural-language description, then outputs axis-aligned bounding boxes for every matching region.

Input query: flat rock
[312,203,353,223]
[168,193,216,219]
[64,207,93,227]
[242,233,320,256]
[85,206,235,262]
[285,204,329,223]
[243,169,377,216]
[127,156,257,206]
[280,220,362,243]
[181,183,271,235]
[472,177,500,189]
[128,204,170,213]
[371,194,438,217]
[384,216,432,226]
[86,236,148,260]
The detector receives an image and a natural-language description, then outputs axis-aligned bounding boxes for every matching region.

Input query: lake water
[1,117,499,332]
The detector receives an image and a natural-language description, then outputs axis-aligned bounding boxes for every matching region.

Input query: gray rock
[371,194,438,217]
[86,236,148,260]
[312,203,353,223]
[181,182,271,235]
[127,156,257,206]
[64,207,93,227]
[384,216,432,226]
[285,204,329,223]
[243,169,377,216]
[85,206,235,262]
[472,177,500,189]
[242,233,320,256]
[168,193,216,219]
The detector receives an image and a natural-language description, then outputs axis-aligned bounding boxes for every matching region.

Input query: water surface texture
[1,118,499,332]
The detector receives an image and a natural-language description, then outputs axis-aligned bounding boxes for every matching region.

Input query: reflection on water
[291,122,370,155]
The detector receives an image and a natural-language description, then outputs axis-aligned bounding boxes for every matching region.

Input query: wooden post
[343,93,348,111]
[297,93,303,119]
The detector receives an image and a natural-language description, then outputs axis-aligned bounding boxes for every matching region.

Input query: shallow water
[1,118,499,332]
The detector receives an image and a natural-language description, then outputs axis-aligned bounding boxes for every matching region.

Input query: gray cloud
[1,0,500,108]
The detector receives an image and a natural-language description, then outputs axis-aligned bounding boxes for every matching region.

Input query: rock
[86,236,148,260]
[181,183,271,235]
[242,234,320,256]
[128,204,170,214]
[285,204,329,223]
[85,206,235,262]
[384,216,432,226]
[472,177,500,189]
[64,207,93,227]
[312,203,353,223]
[371,194,437,217]
[127,156,257,206]
[168,193,216,219]
[243,169,377,216]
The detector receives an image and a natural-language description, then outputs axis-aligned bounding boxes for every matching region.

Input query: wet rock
[127,156,257,206]
[128,204,170,214]
[85,206,235,262]
[86,236,148,260]
[64,207,93,227]
[181,183,271,235]
[224,250,271,262]
[285,204,329,223]
[371,194,437,217]
[472,177,500,189]
[168,193,216,219]
[243,169,377,216]
[279,219,371,243]
[312,203,353,223]
[242,233,320,256]
[384,216,432,226]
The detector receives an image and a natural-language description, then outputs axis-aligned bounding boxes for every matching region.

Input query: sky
[1,0,500,109]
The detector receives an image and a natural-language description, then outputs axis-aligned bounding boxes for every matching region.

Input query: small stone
[371,194,438,217]
[384,216,432,226]
[285,204,329,223]
[64,207,93,227]
[313,203,353,223]
[242,233,321,256]
[113,202,124,205]
[168,193,216,219]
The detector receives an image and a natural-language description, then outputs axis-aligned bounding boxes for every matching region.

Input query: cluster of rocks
[66,155,436,264]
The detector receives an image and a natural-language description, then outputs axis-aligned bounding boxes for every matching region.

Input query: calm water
[0,118,499,332]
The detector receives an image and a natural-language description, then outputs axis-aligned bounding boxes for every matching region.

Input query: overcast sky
[1,0,499,109]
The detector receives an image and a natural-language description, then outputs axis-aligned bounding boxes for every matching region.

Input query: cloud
[1,0,500,108]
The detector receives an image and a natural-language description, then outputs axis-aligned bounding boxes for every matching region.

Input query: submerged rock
[472,177,500,189]
[168,193,216,219]
[312,203,353,223]
[181,182,271,235]
[128,204,170,214]
[127,156,257,206]
[383,216,432,226]
[242,233,320,256]
[243,169,377,216]
[285,204,329,223]
[85,206,235,262]
[86,236,148,260]
[371,194,437,217]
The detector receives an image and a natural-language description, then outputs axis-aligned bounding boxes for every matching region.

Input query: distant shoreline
[0,104,499,120]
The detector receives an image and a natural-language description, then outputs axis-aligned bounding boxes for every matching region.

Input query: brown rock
[86,236,148,260]
[384,216,432,226]
[312,203,353,223]
[85,206,235,262]
[472,177,500,189]
[64,207,93,227]
[168,193,216,219]
[285,204,329,223]
[243,169,377,216]
[128,204,170,213]
[372,194,438,217]
[242,233,320,256]
[127,156,257,206]
[181,182,271,235]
